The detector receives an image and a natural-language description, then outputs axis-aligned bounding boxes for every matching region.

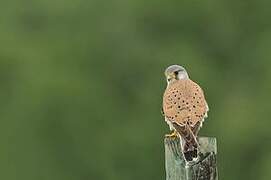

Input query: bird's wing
[184,79,208,126]
[163,80,189,126]
[161,107,165,116]
[172,122,199,151]
[191,121,201,136]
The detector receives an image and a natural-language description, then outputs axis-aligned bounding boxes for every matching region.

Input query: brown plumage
[163,79,208,161]
[163,79,208,126]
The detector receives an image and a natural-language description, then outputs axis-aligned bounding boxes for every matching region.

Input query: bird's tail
[172,123,199,162]
[183,137,198,162]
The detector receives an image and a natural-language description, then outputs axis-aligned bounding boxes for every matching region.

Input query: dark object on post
[165,137,218,180]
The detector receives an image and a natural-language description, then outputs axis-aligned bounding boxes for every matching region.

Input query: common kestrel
[162,65,209,161]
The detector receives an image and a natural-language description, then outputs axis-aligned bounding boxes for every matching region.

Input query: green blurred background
[2,0,271,180]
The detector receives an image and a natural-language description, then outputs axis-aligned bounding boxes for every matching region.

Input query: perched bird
[162,65,209,162]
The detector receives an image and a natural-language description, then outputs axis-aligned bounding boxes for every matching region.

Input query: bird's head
[164,65,189,83]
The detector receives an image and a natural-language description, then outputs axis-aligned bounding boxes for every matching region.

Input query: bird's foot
[165,131,178,139]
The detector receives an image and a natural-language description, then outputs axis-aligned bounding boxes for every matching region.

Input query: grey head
[164,65,189,84]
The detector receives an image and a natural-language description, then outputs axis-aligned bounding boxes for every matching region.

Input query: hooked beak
[166,72,177,81]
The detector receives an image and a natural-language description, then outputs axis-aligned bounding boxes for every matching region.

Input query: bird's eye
[174,71,178,76]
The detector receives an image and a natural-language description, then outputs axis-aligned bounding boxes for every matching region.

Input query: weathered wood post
[165,137,218,180]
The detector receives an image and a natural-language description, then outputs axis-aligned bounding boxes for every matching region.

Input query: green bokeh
[2,0,271,180]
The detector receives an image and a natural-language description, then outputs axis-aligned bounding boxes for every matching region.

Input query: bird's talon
[165,131,178,138]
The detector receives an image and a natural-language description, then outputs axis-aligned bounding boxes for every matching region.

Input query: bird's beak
[166,73,177,82]
[166,73,176,80]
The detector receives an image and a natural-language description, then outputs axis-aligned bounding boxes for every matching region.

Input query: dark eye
[174,71,178,76]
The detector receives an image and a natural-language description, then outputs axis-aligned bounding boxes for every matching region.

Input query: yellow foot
[165,131,178,138]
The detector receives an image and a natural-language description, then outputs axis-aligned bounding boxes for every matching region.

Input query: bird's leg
[165,130,178,138]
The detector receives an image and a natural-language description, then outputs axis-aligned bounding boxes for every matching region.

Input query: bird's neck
[177,73,189,80]
[167,75,189,87]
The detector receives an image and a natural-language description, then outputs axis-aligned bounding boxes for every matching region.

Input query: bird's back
[163,79,208,126]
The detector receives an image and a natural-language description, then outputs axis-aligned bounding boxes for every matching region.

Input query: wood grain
[164,137,218,180]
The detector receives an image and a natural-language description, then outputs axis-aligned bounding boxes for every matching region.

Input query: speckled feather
[163,79,208,127]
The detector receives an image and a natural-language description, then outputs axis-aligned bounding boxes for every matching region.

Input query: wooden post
[165,137,218,180]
